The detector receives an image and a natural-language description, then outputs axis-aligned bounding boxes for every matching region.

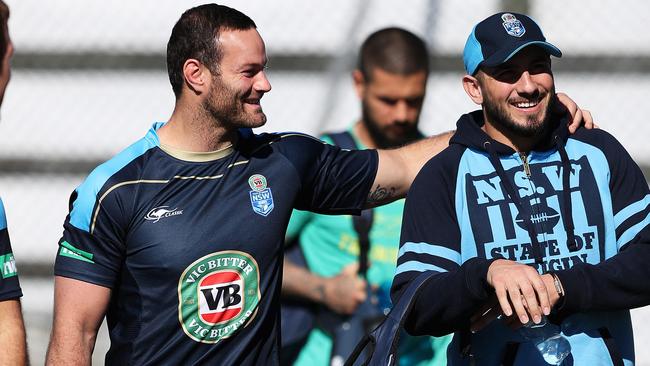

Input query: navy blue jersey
[0,197,22,301]
[393,111,650,365]
[54,123,378,365]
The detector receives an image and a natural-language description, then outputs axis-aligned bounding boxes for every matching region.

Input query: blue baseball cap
[463,12,562,75]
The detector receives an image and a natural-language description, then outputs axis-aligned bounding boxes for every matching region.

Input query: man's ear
[182,58,210,95]
[352,69,367,99]
[462,74,483,105]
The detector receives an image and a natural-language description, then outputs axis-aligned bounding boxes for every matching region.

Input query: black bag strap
[598,327,625,366]
[501,342,520,366]
[344,271,436,366]
[322,131,374,278]
[324,131,358,151]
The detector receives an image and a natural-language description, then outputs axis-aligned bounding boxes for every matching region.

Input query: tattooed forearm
[366,184,397,206]
[315,284,326,303]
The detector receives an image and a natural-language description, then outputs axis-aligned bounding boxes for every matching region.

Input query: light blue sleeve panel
[0,197,6,230]
[69,125,160,233]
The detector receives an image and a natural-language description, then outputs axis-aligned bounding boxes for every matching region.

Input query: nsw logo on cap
[501,13,525,37]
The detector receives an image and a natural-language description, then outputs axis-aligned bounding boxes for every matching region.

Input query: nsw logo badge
[248,174,274,216]
[501,13,526,37]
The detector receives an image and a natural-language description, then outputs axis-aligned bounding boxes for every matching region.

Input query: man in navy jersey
[46,5,590,365]
[392,12,650,365]
[0,2,29,365]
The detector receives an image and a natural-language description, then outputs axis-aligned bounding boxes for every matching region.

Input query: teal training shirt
[286,129,451,366]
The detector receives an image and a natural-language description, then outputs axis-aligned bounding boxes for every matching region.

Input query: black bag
[343,271,435,366]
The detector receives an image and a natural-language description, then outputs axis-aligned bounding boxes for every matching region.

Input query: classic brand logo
[178,251,260,344]
[144,206,183,223]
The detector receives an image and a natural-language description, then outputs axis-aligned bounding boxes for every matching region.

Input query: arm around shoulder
[46,276,111,366]
[370,130,453,207]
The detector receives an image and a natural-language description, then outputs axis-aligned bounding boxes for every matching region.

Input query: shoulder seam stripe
[71,135,159,232]
[279,133,324,143]
[91,179,169,233]
[89,161,250,234]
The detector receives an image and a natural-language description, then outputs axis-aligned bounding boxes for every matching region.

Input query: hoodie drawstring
[483,137,579,266]
[484,141,545,264]
[554,135,578,252]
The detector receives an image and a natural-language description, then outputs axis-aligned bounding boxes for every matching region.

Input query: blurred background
[0,0,649,364]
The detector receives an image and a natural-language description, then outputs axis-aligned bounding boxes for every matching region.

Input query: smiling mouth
[243,98,260,105]
[511,97,542,109]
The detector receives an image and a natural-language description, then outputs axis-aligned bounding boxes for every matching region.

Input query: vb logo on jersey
[248,174,274,216]
[178,251,260,344]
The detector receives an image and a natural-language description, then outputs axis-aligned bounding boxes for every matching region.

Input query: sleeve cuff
[463,257,496,299]
[552,269,585,313]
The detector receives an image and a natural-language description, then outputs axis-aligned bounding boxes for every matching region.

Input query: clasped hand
[470,259,561,332]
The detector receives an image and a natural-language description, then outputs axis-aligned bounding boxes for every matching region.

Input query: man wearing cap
[391,12,650,365]
[44,5,592,365]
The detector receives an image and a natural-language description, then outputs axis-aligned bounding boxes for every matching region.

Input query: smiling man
[44,5,592,365]
[44,4,455,366]
[392,12,650,365]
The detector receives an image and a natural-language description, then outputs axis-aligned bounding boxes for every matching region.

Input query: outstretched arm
[46,277,110,366]
[368,93,592,208]
[369,131,453,207]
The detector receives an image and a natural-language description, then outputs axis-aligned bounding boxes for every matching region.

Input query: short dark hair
[357,27,429,81]
[166,4,257,98]
[0,1,9,65]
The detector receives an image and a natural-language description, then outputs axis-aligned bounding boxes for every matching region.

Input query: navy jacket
[392,111,650,365]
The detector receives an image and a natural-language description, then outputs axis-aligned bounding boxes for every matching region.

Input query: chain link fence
[1,0,649,269]
[1,1,650,362]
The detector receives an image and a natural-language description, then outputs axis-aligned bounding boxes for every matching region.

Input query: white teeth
[514,101,538,108]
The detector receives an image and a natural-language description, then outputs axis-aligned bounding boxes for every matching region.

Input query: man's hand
[471,271,564,333]
[470,295,527,332]
[556,92,595,133]
[486,259,550,325]
[541,273,562,309]
[322,263,367,314]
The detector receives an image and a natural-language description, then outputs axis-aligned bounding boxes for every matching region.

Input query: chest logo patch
[144,206,183,223]
[248,174,274,216]
[178,251,260,344]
